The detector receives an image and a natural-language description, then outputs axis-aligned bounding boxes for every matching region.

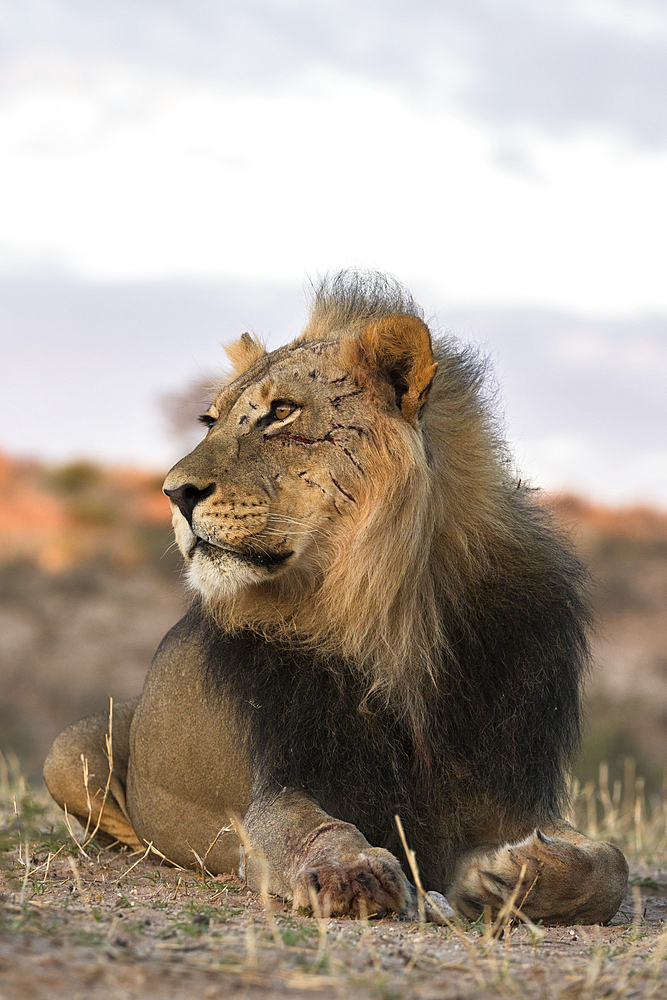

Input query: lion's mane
[196,271,591,886]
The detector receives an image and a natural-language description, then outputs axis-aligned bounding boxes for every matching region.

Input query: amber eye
[272,401,295,421]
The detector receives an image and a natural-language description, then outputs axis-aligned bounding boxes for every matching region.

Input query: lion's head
[163,272,523,701]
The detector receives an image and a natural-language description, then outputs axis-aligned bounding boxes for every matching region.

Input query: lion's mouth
[189,536,293,570]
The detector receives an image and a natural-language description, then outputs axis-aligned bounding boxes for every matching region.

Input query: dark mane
[197,492,590,887]
[193,270,592,887]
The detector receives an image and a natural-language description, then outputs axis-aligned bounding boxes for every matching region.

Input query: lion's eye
[198,413,216,429]
[272,401,296,421]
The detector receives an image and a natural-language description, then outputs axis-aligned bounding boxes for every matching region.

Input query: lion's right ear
[357,315,438,424]
[223,332,267,380]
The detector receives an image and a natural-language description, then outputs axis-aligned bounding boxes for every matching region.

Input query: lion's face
[164,340,369,601]
[163,314,437,605]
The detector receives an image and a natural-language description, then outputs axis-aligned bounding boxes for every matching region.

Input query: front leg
[449,820,628,926]
[242,788,411,918]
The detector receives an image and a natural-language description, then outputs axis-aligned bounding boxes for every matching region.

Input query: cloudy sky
[1,0,666,505]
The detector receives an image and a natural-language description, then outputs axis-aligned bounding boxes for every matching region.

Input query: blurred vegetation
[0,455,185,781]
[578,699,666,803]
[0,456,666,800]
[49,461,101,494]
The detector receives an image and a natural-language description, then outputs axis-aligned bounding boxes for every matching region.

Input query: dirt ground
[1,833,667,1000]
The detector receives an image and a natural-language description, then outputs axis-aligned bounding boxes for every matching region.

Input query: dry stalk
[598,762,615,833]
[80,754,93,842]
[144,842,187,871]
[634,777,645,853]
[67,855,93,916]
[394,814,494,987]
[17,840,30,907]
[105,915,120,942]
[503,866,546,942]
[394,814,426,923]
[477,862,530,948]
[63,804,90,859]
[229,812,282,948]
[623,758,636,818]
[393,816,427,971]
[646,924,667,997]
[0,750,9,795]
[203,824,233,870]
[357,925,382,972]
[577,925,604,995]
[404,928,424,974]
[41,851,52,886]
[310,901,332,975]
[80,697,115,850]
[116,841,154,883]
[186,841,208,878]
[245,914,258,971]
[185,824,233,881]
[581,780,597,838]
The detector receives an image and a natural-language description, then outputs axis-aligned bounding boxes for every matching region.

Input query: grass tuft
[1,757,666,999]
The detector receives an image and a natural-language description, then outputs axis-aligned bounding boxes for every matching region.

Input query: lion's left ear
[358,315,438,424]
[223,332,267,380]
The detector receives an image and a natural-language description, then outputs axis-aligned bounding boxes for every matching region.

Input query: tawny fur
[43,270,629,926]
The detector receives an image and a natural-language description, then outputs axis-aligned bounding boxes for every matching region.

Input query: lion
[44,271,628,925]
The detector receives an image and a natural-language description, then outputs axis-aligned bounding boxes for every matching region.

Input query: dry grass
[1,752,666,1000]
[571,759,667,863]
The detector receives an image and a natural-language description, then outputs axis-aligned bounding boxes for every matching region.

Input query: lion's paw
[450,829,628,926]
[292,846,410,918]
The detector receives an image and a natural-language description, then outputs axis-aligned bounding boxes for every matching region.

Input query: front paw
[451,831,546,922]
[292,845,410,918]
[450,829,628,925]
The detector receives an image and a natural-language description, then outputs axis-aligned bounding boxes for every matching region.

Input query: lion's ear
[223,332,267,379]
[358,315,438,423]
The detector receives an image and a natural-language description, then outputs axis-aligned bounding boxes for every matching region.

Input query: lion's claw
[292,847,410,918]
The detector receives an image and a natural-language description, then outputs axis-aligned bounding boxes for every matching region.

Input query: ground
[1,784,666,1000]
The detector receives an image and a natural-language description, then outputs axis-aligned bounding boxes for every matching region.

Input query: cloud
[447,0,667,146]
[1,55,666,315]
[3,0,667,144]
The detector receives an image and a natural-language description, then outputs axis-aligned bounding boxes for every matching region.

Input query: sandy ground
[1,844,666,1000]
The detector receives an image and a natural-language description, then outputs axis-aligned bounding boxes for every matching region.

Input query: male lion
[45,272,628,925]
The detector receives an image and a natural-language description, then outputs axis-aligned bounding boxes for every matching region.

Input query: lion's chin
[185,546,283,602]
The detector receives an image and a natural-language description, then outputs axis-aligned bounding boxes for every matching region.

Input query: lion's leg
[43,698,142,850]
[449,820,628,926]
[242,788,412,918]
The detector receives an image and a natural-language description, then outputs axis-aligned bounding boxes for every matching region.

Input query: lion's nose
[163,482,215,525]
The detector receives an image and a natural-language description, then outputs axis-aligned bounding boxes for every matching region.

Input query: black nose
[163,482,216,524]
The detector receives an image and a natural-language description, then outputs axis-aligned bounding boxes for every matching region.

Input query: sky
[1,0,666,506]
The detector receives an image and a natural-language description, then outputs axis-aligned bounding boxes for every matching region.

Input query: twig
[81,697,115,849]
[18,840,31,907]
[394,814,426,923]
[117,841,153,883]
[63,804,90,859]
[68,856,93,916]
